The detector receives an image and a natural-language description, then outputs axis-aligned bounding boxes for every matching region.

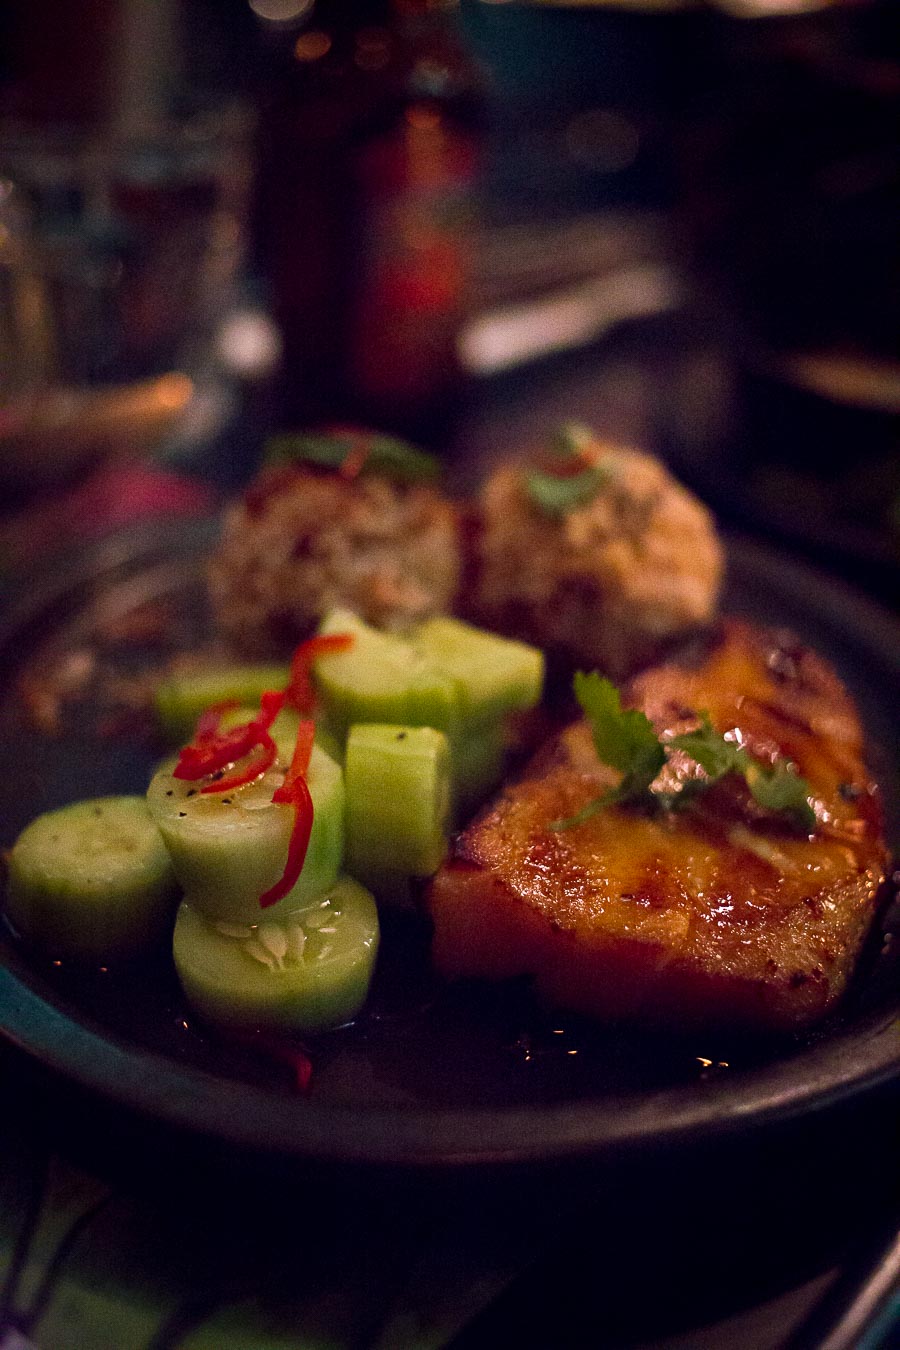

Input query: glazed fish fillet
[429,623,888,1032]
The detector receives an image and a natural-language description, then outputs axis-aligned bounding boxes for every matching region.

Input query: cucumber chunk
[173,876,379,1033]
[314,610,461,742]
[450,721,507,821]
[344,724,450,885]
[155,665,290,743]
[5,796,179,961]
[412,617,544,724]
[147,743,344,924]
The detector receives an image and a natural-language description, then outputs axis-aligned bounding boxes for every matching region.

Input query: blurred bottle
[255,0,482,443]
[254,0,396,428]
[345,1,481,443]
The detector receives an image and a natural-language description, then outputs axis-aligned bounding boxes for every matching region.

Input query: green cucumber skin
[155,665,290,743]
[146,744,344,925]
[412,617,544,724]
[5,797,180,962]
[449,723,507,823]
[314,610,462,742]
[344,724,450,883]
[173,877,380,1033]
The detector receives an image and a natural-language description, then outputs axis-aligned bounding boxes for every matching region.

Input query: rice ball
[473,434,723,679]
[209,464,462,655]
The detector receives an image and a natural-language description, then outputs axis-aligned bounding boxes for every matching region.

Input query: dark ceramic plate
[0,520,897,1169]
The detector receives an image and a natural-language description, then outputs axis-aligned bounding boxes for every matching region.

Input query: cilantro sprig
[551,676,815,833]
[265,431,440,483]
[525,422,612,518]
[526,465,611,518]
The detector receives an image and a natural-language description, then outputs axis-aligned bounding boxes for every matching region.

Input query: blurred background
[0,0,897,600]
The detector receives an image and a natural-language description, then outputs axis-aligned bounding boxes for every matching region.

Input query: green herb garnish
[264,432,440,483]
[668,713,743,779]
[525,421,611,517]
[526,465,611,518]
[551,677,815,833]
[742,759,817,828]
[550,673,664,829]
[670,714,816,829]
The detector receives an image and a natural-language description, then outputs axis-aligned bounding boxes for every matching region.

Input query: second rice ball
[473,428,723,679]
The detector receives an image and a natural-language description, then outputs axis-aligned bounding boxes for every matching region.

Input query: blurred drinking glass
[0,107,251,485]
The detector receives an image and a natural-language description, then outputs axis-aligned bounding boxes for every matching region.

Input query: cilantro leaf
[525,422,612,517]
[744,760,816,832]
[671,714,815,830]
[526,464,610,518]
[668,714,742,780]
[552,422,595,457]
[574,672,666,788]
[550,674,665,826]
[264,432,440,483]
[552,680,816,835]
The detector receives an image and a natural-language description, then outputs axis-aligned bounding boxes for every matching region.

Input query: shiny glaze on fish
[429,623,888,1031]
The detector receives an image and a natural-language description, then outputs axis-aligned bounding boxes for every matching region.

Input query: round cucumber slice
[173,876,379,1033]
[147,743,344,924]
[5,796,179,961]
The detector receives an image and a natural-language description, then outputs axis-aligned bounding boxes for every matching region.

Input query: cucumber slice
[155,665,290,744]
[147,743,344,924]
[173,876,379,1033]
[314,610,461,742]
[344,724,450,884]
[450,722,507,822]
[5,796,179,961]
[412,617,544,724]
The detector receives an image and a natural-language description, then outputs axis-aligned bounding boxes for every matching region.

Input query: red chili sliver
[257,689,286,730]
[277,718,316,796]
[259,774,314,909]
[173,724,260,779]
[258,719,317,909]
[175,690,285,781]
[338,443,370,480]
[285,634,354,714]
[194,699,241,741]
[199,733,277,795]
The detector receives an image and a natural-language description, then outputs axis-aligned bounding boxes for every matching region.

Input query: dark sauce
[7,886,898,1113]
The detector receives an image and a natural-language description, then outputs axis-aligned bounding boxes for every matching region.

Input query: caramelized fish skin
[429,623,888,1032]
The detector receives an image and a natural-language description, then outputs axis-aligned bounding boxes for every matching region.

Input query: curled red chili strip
[257,719,316,908]
[175,690,286,781]
[194,699,241,741]
[285,634,354,714]
[259,774,314,909]
[174,724,260,779]
[199,732,277,795]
